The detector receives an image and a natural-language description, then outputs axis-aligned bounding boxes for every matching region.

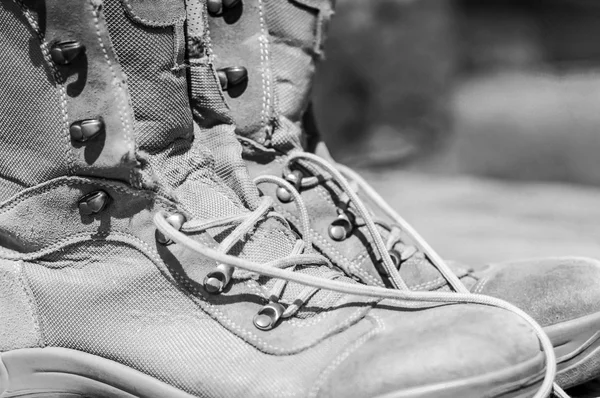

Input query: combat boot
[207,0,600,390]
[0,0,559,397]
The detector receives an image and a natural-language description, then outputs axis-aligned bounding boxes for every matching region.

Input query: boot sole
[0,347,546,398]
[0,348,195,398]
[546,310,600,388]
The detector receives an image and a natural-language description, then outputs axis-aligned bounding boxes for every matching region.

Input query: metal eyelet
[78,190,110,216]
[253,301,285,330]
[216,66,248,91]
[156,213,186,245]
[203,263,235,294]
[377,247,417,277]
[328,210,355,241]
[388,249,402,269]
[276,169,304,203]
[50,40,85,65]
[208,0,242,16]
[70,118,104,143]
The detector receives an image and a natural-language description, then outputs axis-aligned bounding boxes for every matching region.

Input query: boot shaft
[208,0,335,145]
[0,0,262,210]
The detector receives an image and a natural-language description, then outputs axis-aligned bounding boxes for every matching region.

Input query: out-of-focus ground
[313,0,600,268]
[364,170,600,265]
[313,1,600,394]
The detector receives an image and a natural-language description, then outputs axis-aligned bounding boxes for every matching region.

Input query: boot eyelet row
[50,41,107,147]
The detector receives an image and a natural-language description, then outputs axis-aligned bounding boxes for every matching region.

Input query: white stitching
[473,276,489,294]
[15,1,74,175]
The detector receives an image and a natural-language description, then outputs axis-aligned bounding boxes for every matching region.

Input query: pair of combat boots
[0,0,599,397]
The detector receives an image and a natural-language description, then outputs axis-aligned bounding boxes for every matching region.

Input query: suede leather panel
[45,0,138,184]
[473,257,600,327]
[0,259,43,352]
[209,0,273,143]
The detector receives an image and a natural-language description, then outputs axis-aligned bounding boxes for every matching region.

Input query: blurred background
[312,0,600,277]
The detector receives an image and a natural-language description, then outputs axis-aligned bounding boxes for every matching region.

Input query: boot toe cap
[472,256,600,326]
[319,304,546,398]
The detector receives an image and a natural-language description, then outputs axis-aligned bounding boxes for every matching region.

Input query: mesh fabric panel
[102,0,248,221]
[102,0,193,154]
[0,1,68,202]
[196,123,262,211]
[25,240,367,397]
[266,0,317,48]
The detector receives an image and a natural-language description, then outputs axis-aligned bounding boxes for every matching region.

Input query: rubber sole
[547,310,600,388]
[0,347,546,398]
[0,348,195,398]
[1,311,599,398]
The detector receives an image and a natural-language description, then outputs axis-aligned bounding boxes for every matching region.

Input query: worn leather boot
[0,0,559,397]
[207,0,600,390]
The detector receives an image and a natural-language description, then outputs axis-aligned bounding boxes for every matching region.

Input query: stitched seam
[409,276,446,291]
[309,313,383,398]
[16,0,74,175]
[91,2,136,187]
[201,2,232,113]
[258,0,273,128]
[473,276,490,294]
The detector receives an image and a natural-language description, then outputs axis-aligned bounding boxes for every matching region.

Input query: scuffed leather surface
[318,304,545,398]
[472,257,600,327]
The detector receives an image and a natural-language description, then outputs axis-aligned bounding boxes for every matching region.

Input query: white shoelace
[154,151,565,398]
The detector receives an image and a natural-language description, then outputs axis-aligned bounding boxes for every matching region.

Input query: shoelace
[285,151,568,397]
[153,154,564,398]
